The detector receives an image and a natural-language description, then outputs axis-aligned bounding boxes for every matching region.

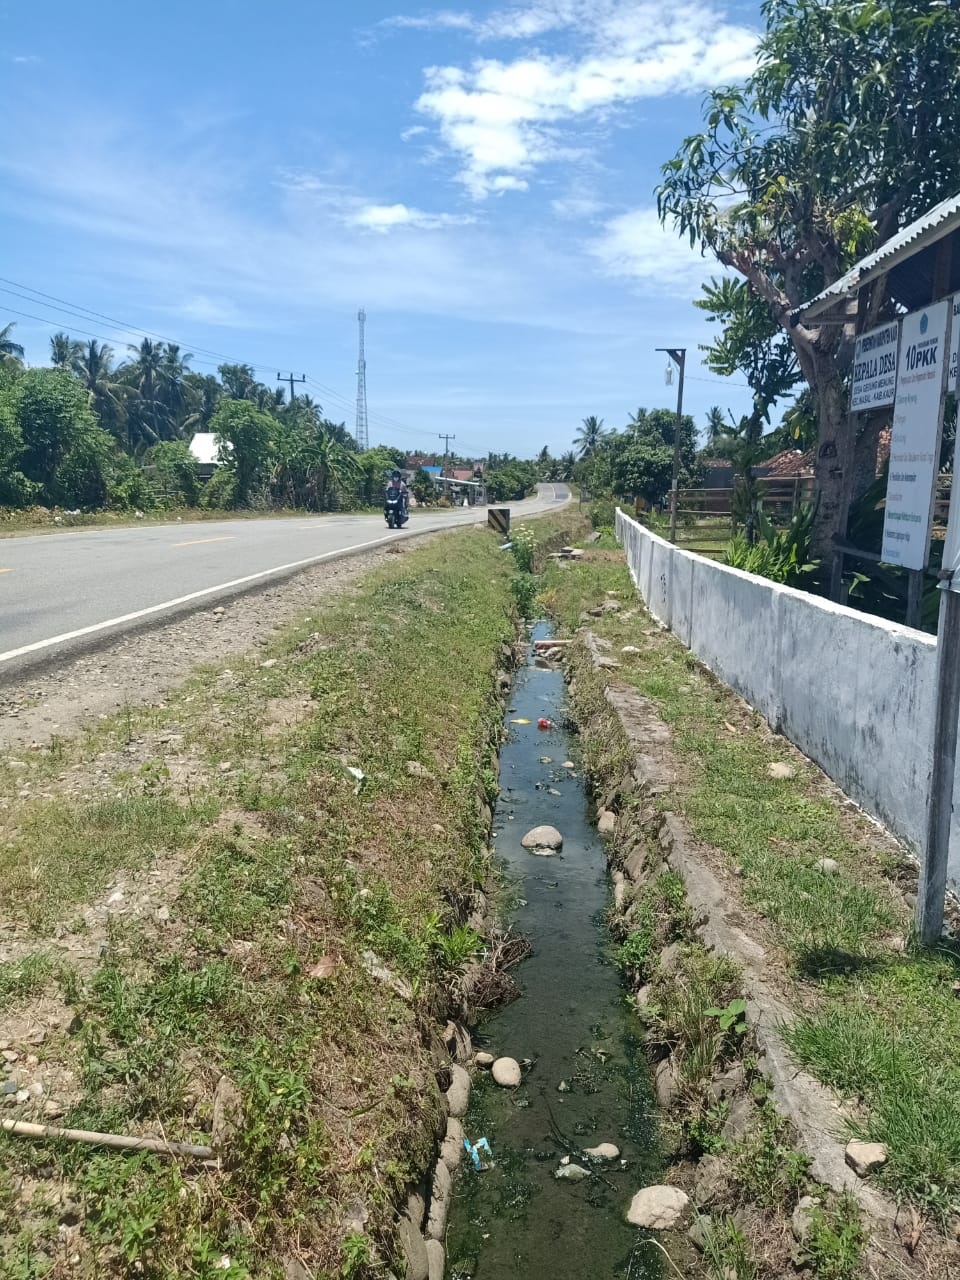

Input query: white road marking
[0,488,568,667]
[0,531,405,666]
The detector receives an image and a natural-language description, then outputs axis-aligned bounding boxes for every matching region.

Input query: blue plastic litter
[463,1136,493,1170]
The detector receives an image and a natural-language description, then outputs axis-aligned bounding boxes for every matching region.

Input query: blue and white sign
[881,300,951,570]
[850,321,900,412]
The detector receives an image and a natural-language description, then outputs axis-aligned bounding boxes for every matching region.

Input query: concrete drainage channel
[407,624,665,1280]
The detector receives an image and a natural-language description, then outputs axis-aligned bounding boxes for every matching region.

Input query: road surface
[0,485,568,674]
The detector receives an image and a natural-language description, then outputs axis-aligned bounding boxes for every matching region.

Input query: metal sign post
[917,301,956,945]
[488,508,510,536]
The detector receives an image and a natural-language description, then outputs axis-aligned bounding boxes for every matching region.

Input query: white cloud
[383,10,476,31]
[177,295,247,327]
[407,0,757,197]
[350,202,477,232]
[589,207,717,292]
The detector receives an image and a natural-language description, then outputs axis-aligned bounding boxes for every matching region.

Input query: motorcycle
[384,484,409,529]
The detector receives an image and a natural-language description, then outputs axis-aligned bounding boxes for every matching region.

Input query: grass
[543,548,960,1227]
[0,510,585,1280]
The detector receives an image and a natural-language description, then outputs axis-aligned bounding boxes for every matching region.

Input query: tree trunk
[851,413,886,507]
[810,357,856,557]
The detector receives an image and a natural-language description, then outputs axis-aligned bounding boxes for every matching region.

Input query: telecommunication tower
[355,308,369,450]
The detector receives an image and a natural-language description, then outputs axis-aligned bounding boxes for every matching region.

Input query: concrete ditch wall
[614,508,957,890]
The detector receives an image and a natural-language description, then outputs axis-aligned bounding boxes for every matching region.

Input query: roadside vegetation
[540,521,960,1266]
[0,512,577,1279]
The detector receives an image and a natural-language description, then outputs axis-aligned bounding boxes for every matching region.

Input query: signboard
[881,300,951,570]
[949,294,960,394]
[850,321,900,412]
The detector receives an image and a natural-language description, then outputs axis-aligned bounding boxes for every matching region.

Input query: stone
[426,1240,445,1280]
[845,1140,888,1177]
[475,1052,495,1068]
[491,1057,522,1088]
[445,1064,471,1117]
[212,1076,243,1149]
[658,942,683,974]
[440,1127,463,1172]
[815,857,840,876]
[693,1156,727,1208]
[597,810,617,836]
[621,646,641,655]
[708,1063,746,1102]
[555,1163,591,1181]
[792,1195,822,1243]
[396,1212,429,1280]
[626,1186,690,1230]
[721,1096,755,1143]
[688,1214,714,1252]
[584,1142,620,1160]
[406,761,435,781]
[562,761,576,770]
[426,1160,452,1240]
[766,762,795,780]
[521,825,563,853]
[259,659,279,669]
[0,1080,16,1094]
[655,1058,676,1108]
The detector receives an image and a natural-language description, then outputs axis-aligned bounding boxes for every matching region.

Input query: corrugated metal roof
[794,190,960,322]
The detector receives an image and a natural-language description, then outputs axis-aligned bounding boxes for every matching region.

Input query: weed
[340,1232,372,1278]
[705,998,747,1036]
[700,1214,757,1280]
[509,524,538,573]
[800,1194,866,1280]
[730,1102,809,1208]
[429,922,484,972]
[510,571,539,617]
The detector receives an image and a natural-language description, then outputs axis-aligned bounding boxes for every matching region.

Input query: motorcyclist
[387,469,409,519]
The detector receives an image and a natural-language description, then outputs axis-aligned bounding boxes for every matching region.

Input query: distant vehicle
[384,482,408,529]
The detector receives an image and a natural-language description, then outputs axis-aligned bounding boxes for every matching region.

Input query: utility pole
[277,372,306,403]
[356,309,369,451]
[657,347,686,543]
[439,433,456,460]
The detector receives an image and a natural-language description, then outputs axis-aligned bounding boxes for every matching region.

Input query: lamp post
[656,348,686,544]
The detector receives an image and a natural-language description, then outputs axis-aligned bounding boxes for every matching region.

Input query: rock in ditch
[445,1064,471,1117]
[406,760,435,780]
[597,810,616,836]
[396,1211,429,1280]
[845,1140,888,1177]
[426,1240,444,1280]
[475,1051,495,1068]
[520,825,563,854]
[792,1195,822,1243]
[555,1163,591,1181]
[584,1142,620,1160]
[688,1214,714,1252]
[492,1057,522,1087]
[815,857,840,876]
[626,1186,690,1230]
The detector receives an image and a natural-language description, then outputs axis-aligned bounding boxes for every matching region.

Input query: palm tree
[157,344,195,438]
[124,338,166,446]
[50,332,83,371]
[559,450,578,481]
[77,340,127,442]
[0,322,24,370]
[704,405,725,452]
[575,414,606,459]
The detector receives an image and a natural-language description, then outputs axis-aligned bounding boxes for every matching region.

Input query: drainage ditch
[444,625,661,1279]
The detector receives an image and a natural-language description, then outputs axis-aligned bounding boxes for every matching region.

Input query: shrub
[724,502,819,587]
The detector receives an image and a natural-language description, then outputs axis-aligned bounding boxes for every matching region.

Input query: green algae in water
[445,639,662,1279]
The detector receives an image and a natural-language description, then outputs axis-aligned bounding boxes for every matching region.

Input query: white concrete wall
[614,509,953,887]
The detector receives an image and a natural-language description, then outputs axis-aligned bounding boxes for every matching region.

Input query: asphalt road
[0,485,568,673]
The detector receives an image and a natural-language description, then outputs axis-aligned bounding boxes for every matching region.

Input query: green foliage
[210,399,275,507]
[801,1196,866,1280]
[510,571,539,618]
[510,524,537,573]
[724,503,819,586]
[144,441,201,507]
[700,1214,757,1280]
[485,458,537,502]
[705,998,747,1036]
[589,497,617,530]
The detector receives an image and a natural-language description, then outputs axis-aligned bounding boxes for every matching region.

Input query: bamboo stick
[2,1118,213,1160]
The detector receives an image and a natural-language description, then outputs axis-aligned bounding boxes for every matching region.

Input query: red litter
[537,718,552,731]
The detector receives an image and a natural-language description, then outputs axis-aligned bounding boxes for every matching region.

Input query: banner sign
[881,300,950,570]
[850,321,900,412]
[949,295,960,394]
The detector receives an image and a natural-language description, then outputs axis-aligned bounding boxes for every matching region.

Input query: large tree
[0,322,24,371]
[575,415,606,459]
[658,0,960,554]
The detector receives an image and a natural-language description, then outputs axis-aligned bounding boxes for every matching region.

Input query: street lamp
[656,347,686,544]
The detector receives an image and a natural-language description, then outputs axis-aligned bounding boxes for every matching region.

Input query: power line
[0,277,489,455]
[278,372,306,402]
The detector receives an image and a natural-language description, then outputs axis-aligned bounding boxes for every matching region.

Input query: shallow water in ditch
[444,626,661,1279]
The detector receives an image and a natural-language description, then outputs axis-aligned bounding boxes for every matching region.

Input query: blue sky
[2,0,761,458]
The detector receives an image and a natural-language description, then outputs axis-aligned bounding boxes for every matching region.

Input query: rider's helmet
[391,470,401,481]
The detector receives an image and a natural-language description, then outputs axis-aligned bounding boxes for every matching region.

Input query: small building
[189,432,230,482]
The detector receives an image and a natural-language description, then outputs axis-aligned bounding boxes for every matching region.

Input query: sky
[1,0,763,459]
